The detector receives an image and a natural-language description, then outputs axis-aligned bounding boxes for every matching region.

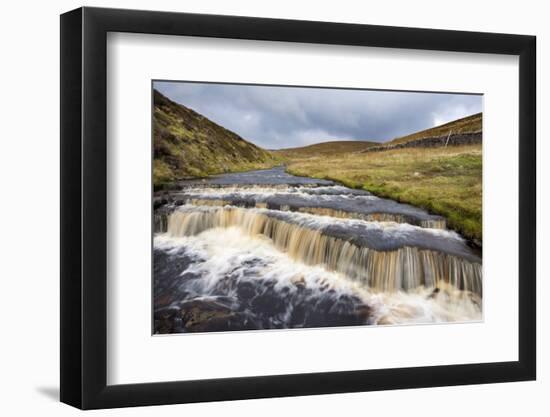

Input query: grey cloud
[154,81,482,149]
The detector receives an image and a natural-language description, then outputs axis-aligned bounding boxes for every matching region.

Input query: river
[153,166,482,333]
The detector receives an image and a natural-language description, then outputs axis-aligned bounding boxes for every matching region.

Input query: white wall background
[0,0,546,415]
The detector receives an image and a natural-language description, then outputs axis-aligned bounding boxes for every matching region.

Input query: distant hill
[153,90,277,187]
[275,113,482,158]
[388,112,482,145]
[274,140,378,158]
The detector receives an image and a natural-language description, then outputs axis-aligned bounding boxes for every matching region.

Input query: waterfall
[164,206,482,295]
[173,197,447,229]
[296,207,446,229]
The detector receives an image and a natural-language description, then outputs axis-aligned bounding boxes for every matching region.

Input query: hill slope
[279,113,483,243]
[388,112,482,145]
[275,140,377,158]
[153,90,277,187]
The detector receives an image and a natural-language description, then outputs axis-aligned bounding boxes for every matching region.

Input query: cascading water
[153,166,482,334]
[165,206,481,294]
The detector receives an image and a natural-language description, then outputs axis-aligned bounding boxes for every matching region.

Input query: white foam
[154,228,481,324]
[179,185,379,202]
[174,204,464,242]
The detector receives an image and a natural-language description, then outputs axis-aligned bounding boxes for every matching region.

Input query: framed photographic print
[60,6,536,409]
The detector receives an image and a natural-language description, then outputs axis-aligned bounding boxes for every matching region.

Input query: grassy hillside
[153,90,279,187]
[388,112,482,145]
[279,113,483,243]
[285,144,482,243]
[275,140,377,158]
[153,93,483,242]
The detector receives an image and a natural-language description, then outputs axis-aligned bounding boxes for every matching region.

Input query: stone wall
[362,131,482,153]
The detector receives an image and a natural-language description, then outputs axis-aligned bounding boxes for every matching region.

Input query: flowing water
[154,166,482,333]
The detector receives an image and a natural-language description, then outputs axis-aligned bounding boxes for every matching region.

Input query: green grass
[283,144,482,244]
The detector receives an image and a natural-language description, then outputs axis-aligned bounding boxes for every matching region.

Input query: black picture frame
[60,6,536,410]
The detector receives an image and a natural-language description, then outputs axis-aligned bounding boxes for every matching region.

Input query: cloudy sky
[154,81,482,149]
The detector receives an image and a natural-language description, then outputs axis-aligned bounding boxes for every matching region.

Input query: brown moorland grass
[276,140,377,157]
[153,90,280,187]
[283,144,482,244]
[388,112,482,145]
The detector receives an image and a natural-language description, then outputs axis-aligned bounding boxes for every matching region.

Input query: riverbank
[281,144,482,245]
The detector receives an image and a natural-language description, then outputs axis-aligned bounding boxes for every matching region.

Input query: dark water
[153,167,483,334]
[154,247,370,333]
[161,166,447,227]
[176,166,334,186]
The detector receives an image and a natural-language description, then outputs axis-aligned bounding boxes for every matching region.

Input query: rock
[154,294,175,309]
[154,306,180,320]
[153,197,168,209]
[428,287,441,299]
[291,275,306,289]
[289,303,306,327]
[154,306,182,334]
[179,299,252,332]
[236,281,257,300]
[303,295,370,328]
[354,304,371,322]
[250,289,288,316]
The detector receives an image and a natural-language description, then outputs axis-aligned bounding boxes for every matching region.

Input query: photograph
[0,0,542,413]
[152,81,483,334]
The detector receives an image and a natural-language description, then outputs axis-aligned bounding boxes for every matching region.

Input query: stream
[153,166,482,333]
